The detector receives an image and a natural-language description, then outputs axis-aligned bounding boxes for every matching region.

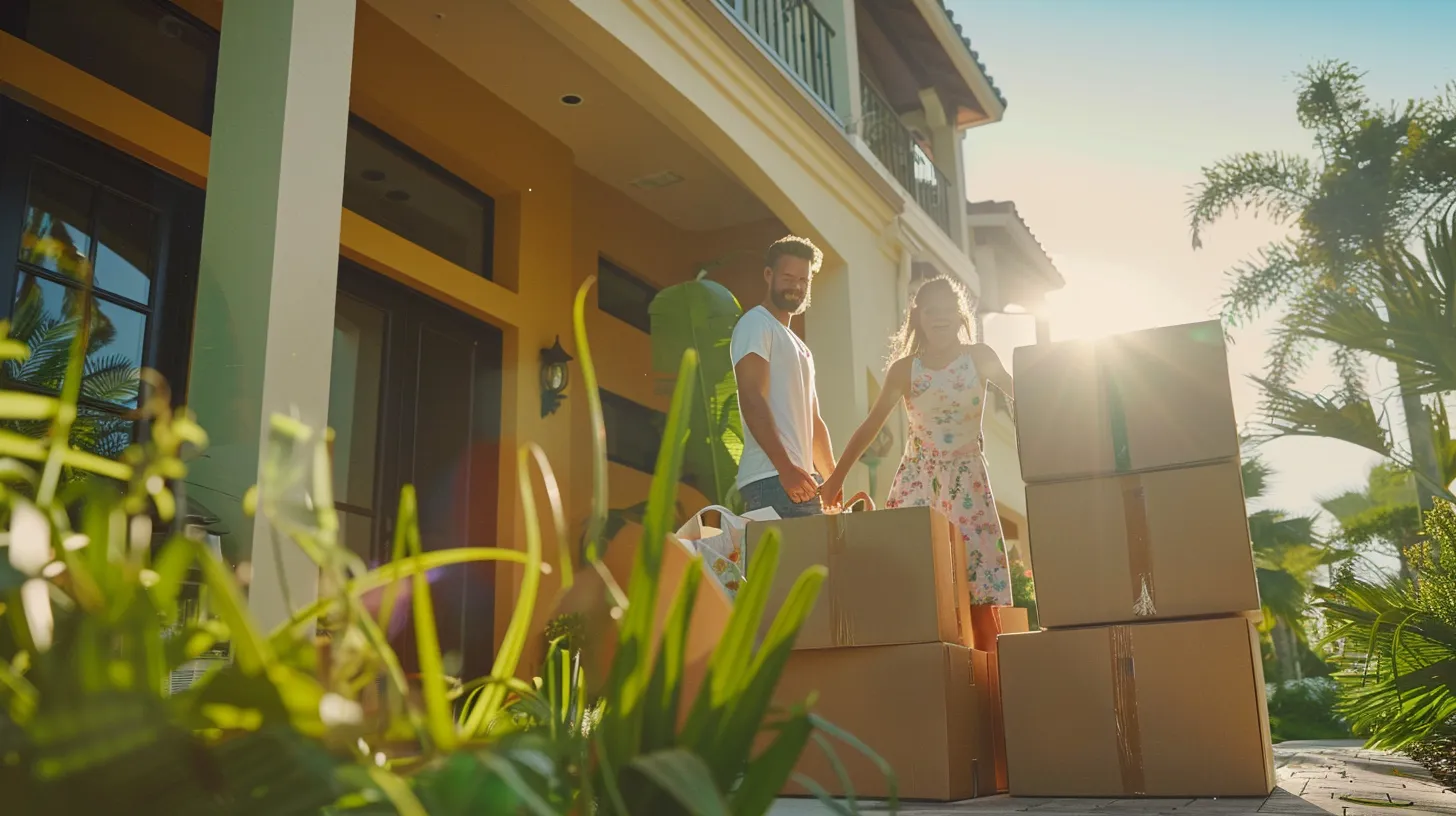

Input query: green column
[186,0,357,631]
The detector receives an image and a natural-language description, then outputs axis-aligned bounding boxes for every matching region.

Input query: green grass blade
[696,563,826,790]
[367,766,428,816]
[731,711,814,816]
[601,349,697,761]
[475,752,559,816]
[270,547,528,649]
[188,538,275,674]
[806,712,897,811]
[461,444,547,736]
[525,443,572,593]
[574,277,610,563]
[630,749,732,816]
[789,773,858,816]
[641,554,702,753]
[398,485,455,751]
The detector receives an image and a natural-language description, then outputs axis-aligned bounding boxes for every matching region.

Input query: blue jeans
[740,473,824,519]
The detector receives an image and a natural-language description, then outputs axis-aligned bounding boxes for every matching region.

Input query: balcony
[715,0,837,113]
[859,75,955,238]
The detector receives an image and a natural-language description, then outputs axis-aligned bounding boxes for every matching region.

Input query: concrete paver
[769,741,1455,816]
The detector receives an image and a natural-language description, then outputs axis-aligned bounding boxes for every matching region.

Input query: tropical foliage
[1187,60,1456,507]
[0,274,889,814]
[1242,454,1349,683]
[1319,500,1456,752]
[648,276,745,510]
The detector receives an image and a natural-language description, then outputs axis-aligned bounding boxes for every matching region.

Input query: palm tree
[1188,62,1456,510]
[1321,463,1423,581]
[1,262,141,474]
[1243,454,1351,681]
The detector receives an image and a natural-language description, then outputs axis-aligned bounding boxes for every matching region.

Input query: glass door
[331,260,503,678]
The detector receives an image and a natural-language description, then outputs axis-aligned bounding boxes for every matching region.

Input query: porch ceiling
[364,0,774,233]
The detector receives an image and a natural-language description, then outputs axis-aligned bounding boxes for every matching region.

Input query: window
[3,0,219,133]
[0,103,203,461]
[597,257,658,333]
[343,118,495,279]
[600,390,666,476]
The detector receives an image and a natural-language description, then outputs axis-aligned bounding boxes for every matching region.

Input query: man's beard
[771,289,809,315]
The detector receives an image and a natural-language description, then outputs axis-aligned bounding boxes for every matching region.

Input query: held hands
[779,465,820,505]
[818,472,846,510]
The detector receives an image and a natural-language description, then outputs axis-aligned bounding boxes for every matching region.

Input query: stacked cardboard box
[746,507,997,801]
[1001,320,1276,798]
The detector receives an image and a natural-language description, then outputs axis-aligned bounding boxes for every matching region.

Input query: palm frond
[1295,60,1371,156]
[1187,151,1316,249]
[1251,376,1394,457]
[1219,240,1315,326]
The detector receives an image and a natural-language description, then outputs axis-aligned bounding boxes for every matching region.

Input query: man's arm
[737,353,818,503]
[736,353,795,474]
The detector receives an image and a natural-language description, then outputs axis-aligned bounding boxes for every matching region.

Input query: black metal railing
[859,75,956,238]
[716,0,837,112]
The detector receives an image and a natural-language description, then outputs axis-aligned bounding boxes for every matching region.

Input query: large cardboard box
[998,617,1275,798]
[774,643,995,801]
[746,507,973,650]
[1013,321,1239,484]
[1024,460,1260,628]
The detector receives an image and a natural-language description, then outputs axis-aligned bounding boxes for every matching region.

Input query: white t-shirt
[730,305,817,489]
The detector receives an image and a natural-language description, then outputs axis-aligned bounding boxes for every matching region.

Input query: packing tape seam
[1121,475,1158,618]
[1098,345,1134,475]
[1109,625,1146,796]
[830,514,854,647]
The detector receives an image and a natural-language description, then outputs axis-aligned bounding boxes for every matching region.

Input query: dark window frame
[345,115,496,281]
[1,0,221,135]
[600,389,667,476]
[0,100,204,438]
[596,256,659,334]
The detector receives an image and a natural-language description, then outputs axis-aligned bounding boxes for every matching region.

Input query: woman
[820,274,1016,606]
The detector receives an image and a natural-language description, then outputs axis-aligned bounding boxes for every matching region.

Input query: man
[731,236,837,517]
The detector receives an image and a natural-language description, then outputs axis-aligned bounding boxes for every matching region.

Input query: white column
[186,0,357,631]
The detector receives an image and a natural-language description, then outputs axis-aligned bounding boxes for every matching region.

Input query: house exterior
[0,0,1055,671]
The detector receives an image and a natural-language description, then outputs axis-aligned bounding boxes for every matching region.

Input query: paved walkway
[770,741,1456,815]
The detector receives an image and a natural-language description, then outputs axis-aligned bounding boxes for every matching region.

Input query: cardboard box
[1024,460,1260,628]
[774,643,995,801]
[998,617,1275,798]
[746,507,973,650]
[1013,321,1239,484]
[983,608,1029,792]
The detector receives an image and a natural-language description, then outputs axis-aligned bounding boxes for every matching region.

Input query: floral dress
[886,352,1012,605]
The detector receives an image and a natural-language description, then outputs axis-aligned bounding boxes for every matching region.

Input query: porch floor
[770,741,1456,815]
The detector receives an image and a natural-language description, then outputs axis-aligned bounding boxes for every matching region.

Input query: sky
[954,0,1456,522]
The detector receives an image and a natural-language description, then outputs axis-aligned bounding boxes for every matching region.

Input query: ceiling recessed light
[385,189,411,202]
[560,94,584,106]
[362,169,385,182]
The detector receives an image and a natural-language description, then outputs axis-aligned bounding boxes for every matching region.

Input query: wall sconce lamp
[540,336,574,418]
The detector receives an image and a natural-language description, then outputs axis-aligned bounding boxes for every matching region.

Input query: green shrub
[1009,559,1038,630]
[1319,501,1456,750]
[1265,678,1349,743]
